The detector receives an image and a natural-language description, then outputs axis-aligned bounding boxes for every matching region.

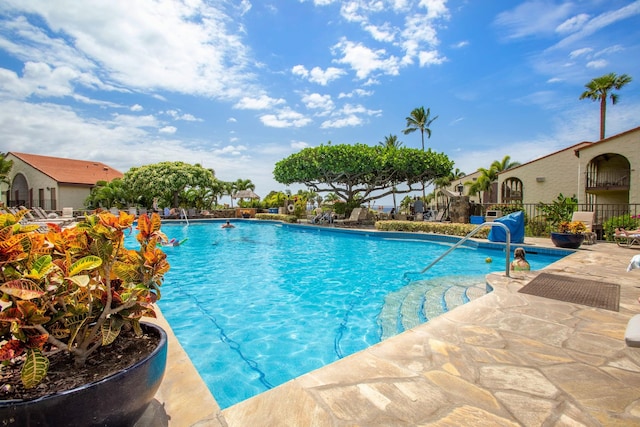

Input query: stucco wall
[577,127,640,204]
[498,143,588,204]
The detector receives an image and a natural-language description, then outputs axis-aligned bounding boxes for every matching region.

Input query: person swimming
[221,220,235,229]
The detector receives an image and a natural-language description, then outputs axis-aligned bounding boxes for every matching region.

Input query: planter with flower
[551,220,587,249]
[0,209,170,426]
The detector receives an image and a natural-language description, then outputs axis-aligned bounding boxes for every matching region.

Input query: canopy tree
[579,72,632,140]
[123,161,215,208]
[273,143,453,206]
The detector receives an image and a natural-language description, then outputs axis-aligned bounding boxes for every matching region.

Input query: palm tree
[402,107,438,151]
[0,153,13,187]
[378,134,403,149]
[403,106,438,199]
[490,155,520,173]
[579,72,632,140]
[379,134,403,210]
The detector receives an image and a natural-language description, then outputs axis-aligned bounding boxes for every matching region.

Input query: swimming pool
[147,221,566,409]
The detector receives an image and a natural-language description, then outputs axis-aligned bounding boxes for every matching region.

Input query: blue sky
[0,0,638,204]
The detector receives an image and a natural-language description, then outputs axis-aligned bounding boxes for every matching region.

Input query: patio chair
[335,207,366,226]
[615,229,640,248]
[571,211,597,244]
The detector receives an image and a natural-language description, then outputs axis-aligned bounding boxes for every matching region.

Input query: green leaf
[101,317,123,346]
[68,256,102,277]
[21,348,49,389]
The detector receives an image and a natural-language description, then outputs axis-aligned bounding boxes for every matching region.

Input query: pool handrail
[419,221,511,278]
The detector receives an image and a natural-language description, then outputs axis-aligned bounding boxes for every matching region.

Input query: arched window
[11,173,28,207]
[501,178,523,204]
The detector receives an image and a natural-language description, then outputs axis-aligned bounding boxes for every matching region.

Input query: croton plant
[0,209,170,388]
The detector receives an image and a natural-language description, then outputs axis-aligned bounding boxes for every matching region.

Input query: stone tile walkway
[144,239,640,426]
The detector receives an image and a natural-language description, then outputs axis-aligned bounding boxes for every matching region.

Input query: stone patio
[139,238,640,426]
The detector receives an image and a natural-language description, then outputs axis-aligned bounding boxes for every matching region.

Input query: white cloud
[260,108,312,128]
[494,1,574,39]
[320,103,381,128]
[159,126,177,134]
[363,23,396,42]
[556,13,590,34]
[338,88,373,98]
[164,109,202,121]
[234,95,286,110]
[569,47,592,59]
[332,38,400,79]
[452,41,469,49]
[586,59,607,69]
[0,1,260,100]
[418,50,446,67]
[131,104,143,111]
[301,93,334,113]
[292,65,346,85]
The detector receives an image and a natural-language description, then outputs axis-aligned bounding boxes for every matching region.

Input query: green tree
[263,191,288,208]
[378,134,403,149]
[579,72,633,140]
[0,153,13,187]
[123,162,215,209]
[403,106,438,199]
[402,107,438,151]
[85,178,131,209]
[379,134,403,208]
[491,155,520,173]
[273,143,452,206]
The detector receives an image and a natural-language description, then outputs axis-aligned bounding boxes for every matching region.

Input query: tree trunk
[599,96,606,140]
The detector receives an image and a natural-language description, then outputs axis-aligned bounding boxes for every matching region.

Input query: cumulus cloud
[291,65,346,85]
[320,103,381,128]
[332,38,400,79]
[234,95,286,110]
[301,93,334,114]
[260,108,312,128]
[159,126,177,134]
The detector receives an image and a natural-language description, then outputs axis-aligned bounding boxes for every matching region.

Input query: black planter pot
[0,322,168,427]
[550,232,585,249]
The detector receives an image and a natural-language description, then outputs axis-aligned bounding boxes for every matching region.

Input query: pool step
[379,275,489,340]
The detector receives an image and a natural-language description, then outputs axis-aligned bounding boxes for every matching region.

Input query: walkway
[139,238,640,426]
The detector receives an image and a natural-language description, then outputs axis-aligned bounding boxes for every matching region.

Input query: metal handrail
[181,208,189,226]
[418,222,511,278]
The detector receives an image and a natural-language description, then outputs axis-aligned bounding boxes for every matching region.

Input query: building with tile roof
[3,152,123,212]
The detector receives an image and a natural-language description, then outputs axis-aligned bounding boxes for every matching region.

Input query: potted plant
[0,209,170,426]
[551,220,587,249]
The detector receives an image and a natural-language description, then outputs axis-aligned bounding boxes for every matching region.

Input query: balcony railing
[585,172,630,191]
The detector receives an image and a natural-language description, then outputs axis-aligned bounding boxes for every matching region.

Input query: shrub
[255,213,298,223]
[375,220,490,239]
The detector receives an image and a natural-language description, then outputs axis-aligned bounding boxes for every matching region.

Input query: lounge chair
[571,211,597,244]
[335,207,367,226]
[615,228,640,248]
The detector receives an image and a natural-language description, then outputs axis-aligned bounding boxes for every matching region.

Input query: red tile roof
[9,152,123,185]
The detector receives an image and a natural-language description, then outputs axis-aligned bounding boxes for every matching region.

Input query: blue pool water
[142,221,566,409]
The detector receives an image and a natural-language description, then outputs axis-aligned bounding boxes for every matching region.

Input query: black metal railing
[585,171,630,190]
[476,203,640,240]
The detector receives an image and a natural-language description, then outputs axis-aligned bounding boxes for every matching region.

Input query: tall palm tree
[403,106,438,199]
[402,107,438,151]
[579,72,632,140]
[378,134,403,149]
[379,134,403,210]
